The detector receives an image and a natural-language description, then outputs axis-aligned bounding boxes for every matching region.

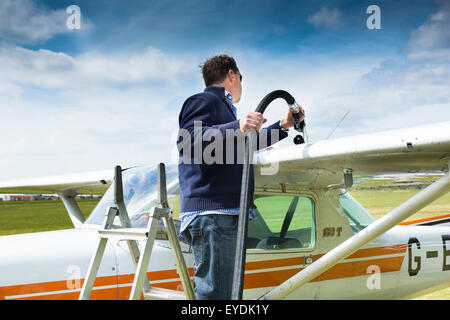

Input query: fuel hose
[231,90,305,300]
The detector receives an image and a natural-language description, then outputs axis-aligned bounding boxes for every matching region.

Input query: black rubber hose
[231,90,299,300]
[255,90,295,113]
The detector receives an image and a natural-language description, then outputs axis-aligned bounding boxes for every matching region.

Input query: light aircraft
[0,120,450,300]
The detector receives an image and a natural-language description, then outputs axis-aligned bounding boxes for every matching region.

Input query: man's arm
[178,95,240,139]
[257,120,288,150]
[177,96,291,163]
[238,111,289,150]
[177,95,240,164]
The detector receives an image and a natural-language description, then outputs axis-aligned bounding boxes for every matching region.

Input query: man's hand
[239,112,267,133]
[280,106,305,130]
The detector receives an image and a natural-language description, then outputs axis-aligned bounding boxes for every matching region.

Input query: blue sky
[20,0,439,57]
[0,0,449,180]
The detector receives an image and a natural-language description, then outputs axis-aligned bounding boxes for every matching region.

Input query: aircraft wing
[254,121,450,192]
[1,121,449,195]
[0,169,113,196]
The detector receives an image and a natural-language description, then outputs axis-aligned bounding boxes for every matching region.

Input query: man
[177,55,303,299]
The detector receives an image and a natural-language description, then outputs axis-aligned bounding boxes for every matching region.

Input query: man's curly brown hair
[200,55,240,87]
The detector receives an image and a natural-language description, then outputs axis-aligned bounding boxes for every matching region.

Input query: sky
[0,0,449,180]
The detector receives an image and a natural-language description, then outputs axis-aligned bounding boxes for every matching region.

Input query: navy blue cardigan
[177,86,288,213]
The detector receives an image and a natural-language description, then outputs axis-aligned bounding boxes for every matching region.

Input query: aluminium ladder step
[98,227,149,241]
[79,163,195,300]
[143,285,187,300]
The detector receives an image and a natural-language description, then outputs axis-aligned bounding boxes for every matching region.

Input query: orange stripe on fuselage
[0,244,406,300]
[346,243,407,259]
[399,213,450,225]
[0,269,194,300]
[243,256,405,290]
[245,243,406,271]
[0,273,123,298]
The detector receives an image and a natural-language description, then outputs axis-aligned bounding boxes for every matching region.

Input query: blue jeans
[182,214,238,300]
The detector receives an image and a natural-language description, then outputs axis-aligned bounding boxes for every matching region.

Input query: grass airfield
[0,188,449,299]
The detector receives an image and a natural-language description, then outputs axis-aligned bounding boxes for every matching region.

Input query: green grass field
[349,188,450,222]
[0,199,98,236]
[0,188,449,299]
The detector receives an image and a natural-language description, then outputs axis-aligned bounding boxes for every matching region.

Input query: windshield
[85,164,179,227]
[339,191,375,233]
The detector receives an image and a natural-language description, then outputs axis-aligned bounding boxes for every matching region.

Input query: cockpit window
[248,195,316,250]
[84,164,179,227]
[339,191,375,233]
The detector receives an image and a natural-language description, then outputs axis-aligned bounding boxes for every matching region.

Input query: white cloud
[0,0,70,44]
[305,51,450,139]
[1,1,450,180]
[0,80,23,111]
[294,2,450,140]
[0,44,196,90]
[229,49,385,141]
[2,39,447,180]
[76,47,192,87]
[307,7,343,30]
[406,0,450,61]
[0,44,203,179]
[0,43,375,179]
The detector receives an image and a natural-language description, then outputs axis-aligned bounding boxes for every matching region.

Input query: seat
[256,236,301,249]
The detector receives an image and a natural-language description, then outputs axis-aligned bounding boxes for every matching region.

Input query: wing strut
[259,164,450,300]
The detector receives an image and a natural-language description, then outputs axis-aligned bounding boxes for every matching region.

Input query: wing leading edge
[1,121,449,195]
[254,121,450,192]
[0,169,113,196]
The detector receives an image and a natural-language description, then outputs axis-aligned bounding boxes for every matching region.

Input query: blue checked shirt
[179,89,256,236]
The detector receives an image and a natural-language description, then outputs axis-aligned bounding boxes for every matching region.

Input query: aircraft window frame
[247,192,317,253]
[82,164,179,229]
[338,191,375,234]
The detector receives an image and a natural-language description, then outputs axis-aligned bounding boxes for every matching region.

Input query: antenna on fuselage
[326,109,351,140]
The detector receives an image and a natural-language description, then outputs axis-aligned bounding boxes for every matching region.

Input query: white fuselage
[1,189,449,300]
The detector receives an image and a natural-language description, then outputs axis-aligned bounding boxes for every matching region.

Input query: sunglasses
[232,70,242,82]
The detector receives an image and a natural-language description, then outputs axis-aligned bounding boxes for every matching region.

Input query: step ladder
[79,163,195,300]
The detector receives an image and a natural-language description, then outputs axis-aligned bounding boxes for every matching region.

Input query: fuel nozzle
[288,101,302,114]
[288,101,307,144]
